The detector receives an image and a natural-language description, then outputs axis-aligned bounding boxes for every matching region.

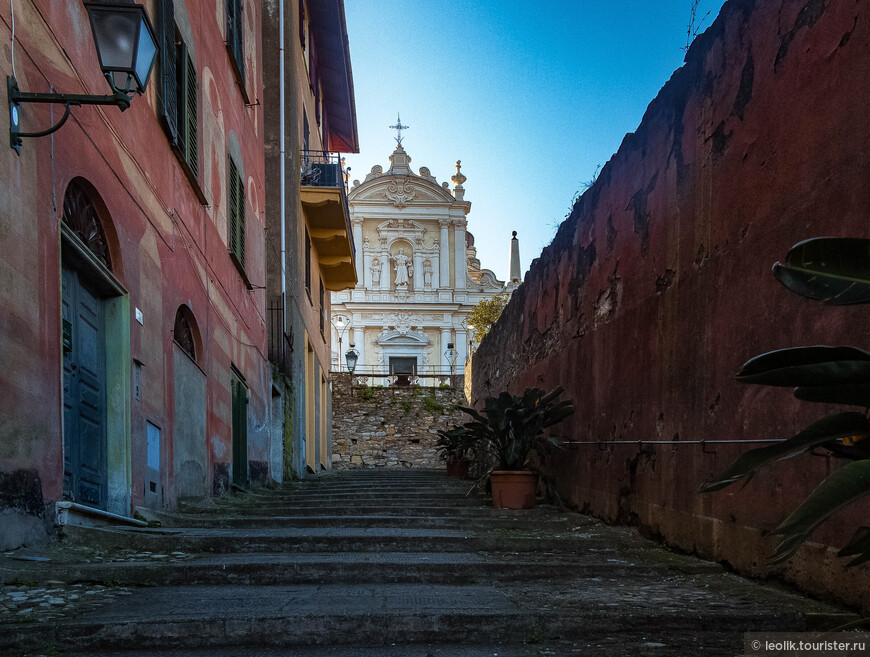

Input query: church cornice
[349,170,458,206]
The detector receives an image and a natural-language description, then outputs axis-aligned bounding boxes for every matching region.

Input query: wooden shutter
[228,158,245,269]
[228,158,239,261]
[227,0,245,85]
[236,171,246,269]
[184,53,198,174]
[157,0,177,140]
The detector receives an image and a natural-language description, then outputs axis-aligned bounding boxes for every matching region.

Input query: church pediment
[349,175,456,207]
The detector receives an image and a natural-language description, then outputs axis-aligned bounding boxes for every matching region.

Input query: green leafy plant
[357,385,375,402]
[468,292,510,340]
[458,387,574,470]
[701,238,870,566]
[423,396,444,414]
[434,426,479,462]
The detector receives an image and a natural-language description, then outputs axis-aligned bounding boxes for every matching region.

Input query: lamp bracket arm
[9,76,133,110]
[14,102,74,140]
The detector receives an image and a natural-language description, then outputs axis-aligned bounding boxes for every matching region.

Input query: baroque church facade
[330,140,507,381]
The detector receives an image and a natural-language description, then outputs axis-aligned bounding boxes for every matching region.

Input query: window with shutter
[226,0,246,92]
[304,229,312,297]
[184,52,198,173]
[319,278,325,335]
[157,0,177,140]
[228,157,246,271]
[175,47,197,176]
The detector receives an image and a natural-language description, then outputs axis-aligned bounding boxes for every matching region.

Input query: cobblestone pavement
[0,470,859,656]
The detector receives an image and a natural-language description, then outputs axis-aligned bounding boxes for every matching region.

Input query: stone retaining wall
[331,374,467,469]
[471,0,870,613]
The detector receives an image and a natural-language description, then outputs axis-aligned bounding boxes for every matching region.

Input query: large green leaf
[794,382,870,408]
[837,526,870,567]
[770,459,870,564]
[699,413,870,493]
[773,237,870,305]
[736,346,870,387]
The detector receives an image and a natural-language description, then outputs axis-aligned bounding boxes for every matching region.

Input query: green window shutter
[184,53,198,174]
[236,168,246,269]
[228,158,245,269]
[157,0,177,141]
[227,0,245,86]
[228,157,239,261]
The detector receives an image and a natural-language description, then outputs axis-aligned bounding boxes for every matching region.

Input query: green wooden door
[62,266,107,508]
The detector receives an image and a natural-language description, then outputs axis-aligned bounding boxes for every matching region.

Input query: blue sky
[342,1,727,281]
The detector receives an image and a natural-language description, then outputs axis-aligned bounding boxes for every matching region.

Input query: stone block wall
[471,0,870,613]
[331,375,467,469]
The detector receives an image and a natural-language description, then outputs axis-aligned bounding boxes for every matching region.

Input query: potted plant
[458,387,574,509]
[435,426,478,478]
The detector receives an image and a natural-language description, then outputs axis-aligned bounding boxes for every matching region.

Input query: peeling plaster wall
[472,0,870,612]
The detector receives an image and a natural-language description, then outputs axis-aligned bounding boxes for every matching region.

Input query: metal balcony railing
[330,366,465,389]
[300,150,345,188]
[300,149,355,268]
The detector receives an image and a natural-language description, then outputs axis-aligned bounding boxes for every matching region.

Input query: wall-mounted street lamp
[345,342,359,374]
[8,2,158,154]
[444,342,457,376]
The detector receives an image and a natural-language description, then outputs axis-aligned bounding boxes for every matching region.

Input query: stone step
[2,581,852,655]
[135,512,592,530]
[2,550,724,587]
[49,639,742,657]
[213,496,482,507]
[175,503,506,517]
[60,526,598,555]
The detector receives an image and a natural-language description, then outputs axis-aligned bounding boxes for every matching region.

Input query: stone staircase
[0,469,857,656]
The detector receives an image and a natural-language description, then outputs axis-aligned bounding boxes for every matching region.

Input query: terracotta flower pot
[490,470,538,509]
[445,458,470,479]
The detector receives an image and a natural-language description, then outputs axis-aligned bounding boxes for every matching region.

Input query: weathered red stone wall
[0,0,270,541]
[473,0,870,612]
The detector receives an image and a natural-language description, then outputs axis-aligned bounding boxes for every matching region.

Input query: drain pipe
[279,0,286,299]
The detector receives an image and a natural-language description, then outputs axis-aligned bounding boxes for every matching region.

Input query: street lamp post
[345,342,359,374]
[444,342,457,377]
[331,314,352,371]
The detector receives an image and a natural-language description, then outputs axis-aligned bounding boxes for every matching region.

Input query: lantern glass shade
[84,2,158,95]
[345,349,358,373]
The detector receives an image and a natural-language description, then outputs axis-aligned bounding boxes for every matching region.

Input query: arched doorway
[172,306,207,503]
[60,179,129,513]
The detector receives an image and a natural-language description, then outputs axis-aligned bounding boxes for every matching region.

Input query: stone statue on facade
[371,258,381,287]
[392,249,413,288]
[423,260,433,289]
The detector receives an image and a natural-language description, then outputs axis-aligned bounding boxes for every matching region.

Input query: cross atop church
[389,114,409,146]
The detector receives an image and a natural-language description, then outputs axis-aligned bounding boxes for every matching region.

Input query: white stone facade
[330,144,505,381]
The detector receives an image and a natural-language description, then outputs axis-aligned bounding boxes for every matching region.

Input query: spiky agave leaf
[773,237,870,305]
[736,346,870,387]
[770,460,870,564]
[837,526,870,567]
[794,382,870,408]
[699,412,870,493]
